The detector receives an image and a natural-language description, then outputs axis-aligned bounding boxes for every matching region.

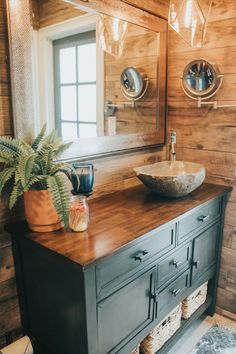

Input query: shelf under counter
[157,296,213,354]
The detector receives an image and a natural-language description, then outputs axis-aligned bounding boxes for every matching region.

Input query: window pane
[61,86,77,121]
[79,124,97,138]
[78,43,96,83]
[61,122,78,140]
[60,47,76,84]
[78,84,96,122]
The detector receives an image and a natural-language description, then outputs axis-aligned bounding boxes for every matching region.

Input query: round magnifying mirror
[182,59,222,100]
[120,67,148,100]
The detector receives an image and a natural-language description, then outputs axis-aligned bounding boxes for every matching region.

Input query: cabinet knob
[171,289,181,297]
[193,260,200,268]
[134,250,149,262]
[172,260,182,268]
[197,215,209,222]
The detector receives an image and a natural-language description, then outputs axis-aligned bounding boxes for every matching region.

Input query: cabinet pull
[134,250,149,262]
[171,289,181,297]
[172,260,182,268]
[193,260,200,268]
[150,291,159,302]
[197,215,209,222]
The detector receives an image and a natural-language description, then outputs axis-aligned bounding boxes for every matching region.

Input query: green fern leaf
[9,182,24,209]
[54,141,72,157]
[0,151,16,166]
[36,145,54,174]
[50,163,71,176]
[0,136,22,157]
[46,173,70,226]
[31,124,47,151]
[0,167,15,194]
[24,175,46,191]
[15,154,36,188]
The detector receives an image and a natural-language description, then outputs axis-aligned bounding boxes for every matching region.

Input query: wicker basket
[140,304,182,354]
[182,282,208,319]
[131,344,140,354]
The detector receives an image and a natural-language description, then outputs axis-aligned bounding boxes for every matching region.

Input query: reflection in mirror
[7,0,167,159]
[120,67,148,101]
[28,0,160,140]
[182,59,222,100]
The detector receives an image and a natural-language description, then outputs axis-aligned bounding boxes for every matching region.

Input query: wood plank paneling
[38,0,85,28]
[0,0,19,344]
[217,287,236,315]
[168,0,236,315]
[121,0,169,20]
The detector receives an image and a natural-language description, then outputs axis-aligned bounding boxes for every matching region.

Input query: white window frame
[32,13,104,136]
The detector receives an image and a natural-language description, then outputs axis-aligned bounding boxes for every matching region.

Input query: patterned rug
[190,315,236,354]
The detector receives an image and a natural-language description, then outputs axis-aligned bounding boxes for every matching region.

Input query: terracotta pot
[23,190,64,232]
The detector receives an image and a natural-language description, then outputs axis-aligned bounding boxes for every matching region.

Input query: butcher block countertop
[6,183,232,268]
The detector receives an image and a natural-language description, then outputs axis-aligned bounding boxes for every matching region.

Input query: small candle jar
[69,195,89,232]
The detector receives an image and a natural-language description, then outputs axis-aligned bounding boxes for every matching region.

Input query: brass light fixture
[168,0,212,48]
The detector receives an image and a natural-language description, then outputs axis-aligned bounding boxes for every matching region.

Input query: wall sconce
[168,0,212,48]
[98,14,128,58]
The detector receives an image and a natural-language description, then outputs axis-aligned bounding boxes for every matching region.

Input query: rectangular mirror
[6,0,167,160]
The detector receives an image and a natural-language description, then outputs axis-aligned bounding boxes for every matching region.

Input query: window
[53,31,97,140]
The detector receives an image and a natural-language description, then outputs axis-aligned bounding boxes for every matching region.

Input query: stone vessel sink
[134,161,205,198]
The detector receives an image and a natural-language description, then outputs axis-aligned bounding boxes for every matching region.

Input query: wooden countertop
[6,183,232,268]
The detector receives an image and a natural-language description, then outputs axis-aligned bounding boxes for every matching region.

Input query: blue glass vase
[72,163,94,196]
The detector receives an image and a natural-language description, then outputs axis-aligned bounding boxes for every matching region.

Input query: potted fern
[0,125,78,232]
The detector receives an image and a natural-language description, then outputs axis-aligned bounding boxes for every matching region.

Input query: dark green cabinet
[8,192,228,354]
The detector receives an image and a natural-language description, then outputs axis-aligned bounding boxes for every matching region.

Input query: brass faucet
[170,131,176,161]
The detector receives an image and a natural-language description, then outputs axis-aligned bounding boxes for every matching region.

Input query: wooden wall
[168,0,236,319]
[31,0,85,29]
[0,0,21,348]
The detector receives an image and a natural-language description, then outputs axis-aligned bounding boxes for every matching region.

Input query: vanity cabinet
[7,183,231,354]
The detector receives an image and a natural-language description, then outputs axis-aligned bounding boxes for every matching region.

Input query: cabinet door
[97,267,155,354]
[191,223,220,283]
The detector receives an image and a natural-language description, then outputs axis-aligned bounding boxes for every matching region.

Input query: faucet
[170,131,176,161]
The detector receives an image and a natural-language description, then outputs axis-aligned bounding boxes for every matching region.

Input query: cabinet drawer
[96,224,176,298]
[157,269,190,320]
[157,242,191,288]
[178,198,221,243]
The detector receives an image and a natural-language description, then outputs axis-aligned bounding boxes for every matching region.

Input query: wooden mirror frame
[6,0,167,161]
